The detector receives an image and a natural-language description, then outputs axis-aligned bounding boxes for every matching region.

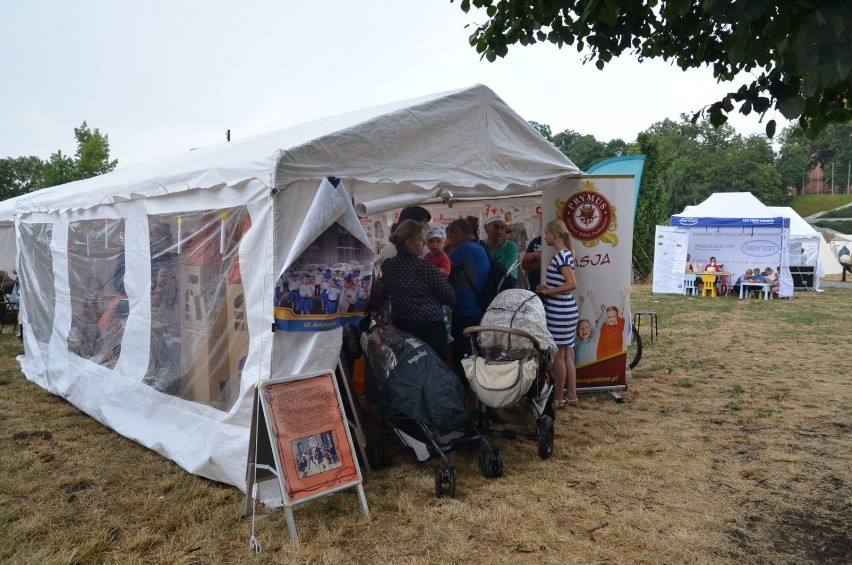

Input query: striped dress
[544,249,579,347]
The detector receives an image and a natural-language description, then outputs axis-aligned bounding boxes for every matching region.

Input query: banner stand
[244,370,368,543]
[542,176,637,400]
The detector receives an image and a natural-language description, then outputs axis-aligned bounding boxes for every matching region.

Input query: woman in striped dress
[535,220,579,408]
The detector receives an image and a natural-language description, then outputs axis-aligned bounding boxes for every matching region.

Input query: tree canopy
[532,115,786,277]
[0,156,44,201]
[455,0,851,138]
[0,121,118,198]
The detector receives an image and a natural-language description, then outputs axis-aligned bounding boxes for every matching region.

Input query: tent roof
[679,192,770,218]
[8,84,580,218]
[766,206,820,241]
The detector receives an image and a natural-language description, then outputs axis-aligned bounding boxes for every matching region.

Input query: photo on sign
[274,222,374,332]
[291,430,342,479]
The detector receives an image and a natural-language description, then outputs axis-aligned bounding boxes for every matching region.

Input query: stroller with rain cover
[462,289,557,473]
[362,323,480,498]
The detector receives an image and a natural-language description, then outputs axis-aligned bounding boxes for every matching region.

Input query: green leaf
[752,96,771,113]
[778,96,806,119]
[600,0,619,26]
[802,74,820,97]
[728,43,745,65]
[669,0,691,17]
[596,59,605,70]
[765,119,777,139]
[486,5,496,17]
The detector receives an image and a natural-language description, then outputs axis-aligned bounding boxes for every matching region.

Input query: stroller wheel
[479,449,504,478]
[478,450,491,478]
[490,449,504,478]
[537,415,554,459]
[447,467,457,499]
[434,465,444,498]
[483,448,503,478]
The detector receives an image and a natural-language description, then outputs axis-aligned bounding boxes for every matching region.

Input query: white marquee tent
[673,192,795,296]
[673,192,837,293]
[3,84,581,490]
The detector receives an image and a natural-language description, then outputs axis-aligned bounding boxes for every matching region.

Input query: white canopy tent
[5,84,581,490]
[672,192,794,296]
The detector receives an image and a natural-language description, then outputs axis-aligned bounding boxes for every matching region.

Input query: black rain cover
[364,324,468,432]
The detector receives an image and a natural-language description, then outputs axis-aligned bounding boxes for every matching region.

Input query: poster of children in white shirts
[274,223,374,332]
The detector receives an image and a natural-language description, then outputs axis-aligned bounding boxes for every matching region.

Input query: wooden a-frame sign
[244,369,368,542]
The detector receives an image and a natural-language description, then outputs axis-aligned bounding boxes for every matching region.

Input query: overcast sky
[1,0,787,169]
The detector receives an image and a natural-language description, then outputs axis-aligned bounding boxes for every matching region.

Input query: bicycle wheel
[628,325,642,369]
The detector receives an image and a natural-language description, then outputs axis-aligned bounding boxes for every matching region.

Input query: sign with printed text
[542,176,636,390]
[245,370,368,542]
[260,372,361,503]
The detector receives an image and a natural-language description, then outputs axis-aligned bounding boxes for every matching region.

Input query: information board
[652,226,690,294]
[245,370,368,542]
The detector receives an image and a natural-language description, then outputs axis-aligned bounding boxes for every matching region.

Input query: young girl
[574,291,604,367]
[535,220,579,408]
[767,267,780,297]
[299,274,316,314]
[338,277,357,313]
[288,272,301,312]
[325,279,341,315]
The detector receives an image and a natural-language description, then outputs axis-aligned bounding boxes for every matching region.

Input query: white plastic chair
[683,274,698,296]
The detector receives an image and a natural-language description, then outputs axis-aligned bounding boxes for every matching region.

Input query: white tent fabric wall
[0,194,22,273]
[0,223,15,274]
[767,206,824,288]
[819,235,843,276]
[2,84,581,490]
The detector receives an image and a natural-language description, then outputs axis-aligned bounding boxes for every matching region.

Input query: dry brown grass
[1,284,850,564]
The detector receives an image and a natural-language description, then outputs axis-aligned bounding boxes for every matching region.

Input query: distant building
[800,163,850,195]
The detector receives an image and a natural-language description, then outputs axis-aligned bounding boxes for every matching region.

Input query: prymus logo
[742,240,780,257]
[557,181,618,247]
[677,217,699,226]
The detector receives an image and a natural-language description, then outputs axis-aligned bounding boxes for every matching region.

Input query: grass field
[790,194,852,218]
[1,283,850,564]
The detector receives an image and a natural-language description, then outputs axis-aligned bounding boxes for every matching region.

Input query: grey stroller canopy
[476,289,557,362]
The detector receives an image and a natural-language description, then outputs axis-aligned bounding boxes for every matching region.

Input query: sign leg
[356,484,370,516]
[285,508,299,542]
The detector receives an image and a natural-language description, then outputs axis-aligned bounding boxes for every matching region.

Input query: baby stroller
[462,289,557,471]
[362,323,480,498]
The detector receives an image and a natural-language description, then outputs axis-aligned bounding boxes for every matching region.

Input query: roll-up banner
[542,176,636,391]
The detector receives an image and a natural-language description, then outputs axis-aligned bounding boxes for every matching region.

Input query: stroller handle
[462,325,541,349]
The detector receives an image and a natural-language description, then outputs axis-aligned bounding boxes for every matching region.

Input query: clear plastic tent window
[66,218,126,368]
[143,207,251,412]
[19,222,56,346]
